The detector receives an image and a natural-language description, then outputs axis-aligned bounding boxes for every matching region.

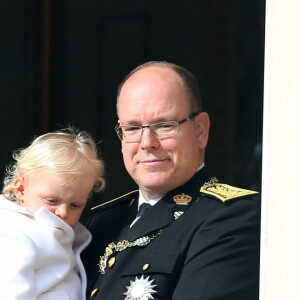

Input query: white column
[260,0,300,299]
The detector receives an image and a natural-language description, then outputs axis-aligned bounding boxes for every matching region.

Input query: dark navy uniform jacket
[82,167,260,300]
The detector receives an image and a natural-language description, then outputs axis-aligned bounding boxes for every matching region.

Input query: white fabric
[138,191,161,207]
[0,196,92,300]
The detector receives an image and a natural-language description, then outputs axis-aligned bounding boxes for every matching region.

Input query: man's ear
[195,112,210,150]
[13,178,25,203]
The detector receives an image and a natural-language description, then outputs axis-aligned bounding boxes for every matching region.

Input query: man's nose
[140,127,160,148]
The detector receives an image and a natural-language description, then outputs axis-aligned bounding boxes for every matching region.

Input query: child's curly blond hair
[2,127,105,201]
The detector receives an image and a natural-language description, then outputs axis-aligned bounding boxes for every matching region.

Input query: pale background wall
[260,0,300,298]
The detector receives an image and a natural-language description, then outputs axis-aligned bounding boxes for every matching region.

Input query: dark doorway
[0,0,265,221]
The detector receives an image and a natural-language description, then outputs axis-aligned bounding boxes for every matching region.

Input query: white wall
[260,0,300,299]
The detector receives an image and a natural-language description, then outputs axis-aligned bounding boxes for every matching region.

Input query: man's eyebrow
[119,120,140,126]
[120,116,176,125]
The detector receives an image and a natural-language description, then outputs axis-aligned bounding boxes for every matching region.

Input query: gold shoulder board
[200,183,258,202]
[91,190,139,210]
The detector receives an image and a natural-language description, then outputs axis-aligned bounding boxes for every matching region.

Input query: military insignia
[98,230,164,274]
[124,275,157,300]
[200,179,259,202]
[98,256,107,274]
[98,243,116,274]
[174,211,184,220]
[173,193,192,205]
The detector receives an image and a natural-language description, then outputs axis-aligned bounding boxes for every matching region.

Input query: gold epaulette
[91,190,139,210]
[200,183,258,202]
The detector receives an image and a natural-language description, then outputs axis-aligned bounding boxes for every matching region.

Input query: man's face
[117,66,209,199]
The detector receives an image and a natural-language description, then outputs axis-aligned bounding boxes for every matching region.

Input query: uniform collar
[138,191,162,208]
[124,166,210,241]
[137,162,205,210]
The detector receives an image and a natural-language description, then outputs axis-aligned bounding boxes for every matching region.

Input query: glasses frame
[115,111,200,142]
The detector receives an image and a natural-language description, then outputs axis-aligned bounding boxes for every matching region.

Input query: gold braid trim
[200,182,258,202]
[91,190,139,210]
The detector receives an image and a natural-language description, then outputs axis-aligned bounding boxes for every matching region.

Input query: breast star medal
[124,275,157,300]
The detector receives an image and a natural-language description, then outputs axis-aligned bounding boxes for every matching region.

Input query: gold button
[108,257,116,268]
[91,288,99,297]
[142,263,150,271]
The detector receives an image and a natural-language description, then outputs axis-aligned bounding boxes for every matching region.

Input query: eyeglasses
[115,111,200,142]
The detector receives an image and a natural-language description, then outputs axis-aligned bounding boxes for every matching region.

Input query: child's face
[14,169,96,228]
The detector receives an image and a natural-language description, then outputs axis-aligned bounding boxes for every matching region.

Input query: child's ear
[13,178,25,203]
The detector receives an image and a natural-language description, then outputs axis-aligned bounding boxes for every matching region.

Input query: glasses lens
[116,121,180,142]
[119,126,142,142]
[151,121,178,138]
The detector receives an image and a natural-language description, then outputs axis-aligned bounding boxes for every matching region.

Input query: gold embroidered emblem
[200,182,259,202]
[173,193,192,205]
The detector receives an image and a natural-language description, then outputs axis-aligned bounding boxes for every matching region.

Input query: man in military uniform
[82,61,260,300]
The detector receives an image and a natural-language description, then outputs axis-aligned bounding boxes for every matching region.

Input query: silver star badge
[124,275,157,300]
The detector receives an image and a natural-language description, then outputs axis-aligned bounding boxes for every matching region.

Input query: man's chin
[138,179,170,198]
